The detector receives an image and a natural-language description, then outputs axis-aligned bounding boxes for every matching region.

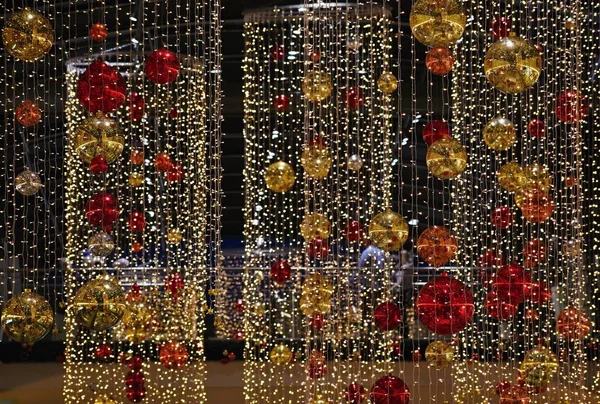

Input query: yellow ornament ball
[377,72,398,94]
[1,290,53,345]
[519,345,558,387]
[265,160,295,193]
[524,163,552,192]
[425,340,454,370]
[309,396,332,404]
[484,33,542,94]
[167,230,183,244]
[269,344,293,365]
[301,143,332,179]
[483,117,516,151]
[128,172,144,187]
[409,0,467,47]
[302,71,333,102]
[3,8,54,61]
[426,137,467,179]
[74,112,125,164]
[300,273,334,316]
[94,395,117,404]
[73,275,126,331]
[300,212,331,242]
[497,162,527,192]
[121,299,153,344]
[368,210,409,251]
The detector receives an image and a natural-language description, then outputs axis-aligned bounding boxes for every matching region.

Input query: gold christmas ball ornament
[15,169,43,196]
[368,210,409,251]
[167,230,183,244]
[300,212,331,242]
[426,137,467,179]
[94,395,116,404]
[524,163,552,192]
[128,172,144,187]
[377,72,398,94]
[121,299,153,344]
[1,290,54,345]
[483,117,516,151]
[73,275,126,331]
[300,273,334,316]
[425,340,454,370]
[88,231,115,257]
[3,8,54,61]
[269,344,293,365]
[74,112,125,164]
[302,71,333,102]
[301,142,332,179]
[347,154,363,171]
[519,345,558,387]
[309,396,331,404]
[484,34,542,94]
[409,0,467,47]
[265,160,295,193]
[497,162,527,192]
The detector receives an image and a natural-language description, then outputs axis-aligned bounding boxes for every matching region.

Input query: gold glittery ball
[301,143,332,179]
[265,160,295,193]
[302,71,333,102]
[368,209,409,251]
[425,340,454,369]
[300,212,331,241]
[74,112,125,164]
[73,275,126,331]
[1,290,54,345]
[483,117,516,151]
[15,169,43,196]
[128,172,144,187]
[519,345,558,387]
[377,72,398,94]
[426,137,467,179]
[409,0,467,47]
[167,230,183,244]
[3,8,54,61]
[497,162,527,192]
[269,344,293,365]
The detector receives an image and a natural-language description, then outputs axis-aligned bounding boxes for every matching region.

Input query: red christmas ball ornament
[492,263,532,299]
[345,86,364,109]
[274,95,290,112]
[95,344,113,360]
[270,259,292,284]
[125,370,145,386]
[495,380,512,396]
[128,356,143,371]
[168,107,178,119]
[159,341,189,369]
[416,274,474,335]
[527,119,545,138]
[523,238,547,268]
[491,16,512,39]
[77,60,126,114]
[130,149,144,165]
[86,192,119,229]
[344,220,364,242]
[128,211,146,233]
[425,47,455,75]
[484,290,520,320]
[90,155,109,174]
[423,121,450,146]
[126,283,142,303]
[370,375,410,404]
[308,362,327,379]
[524,308,539,321]
[373,301,402,331]
[529,282,551,305]
[555,90,589,123]
[491,206,513,229]
[309,238,329,259]
[165,273,185,298]
[344,382,366,404]
[154,152,173,172]
[232,331,245,340]
[311,313,325,330]
[167,163,184,182]
[90,22,108,42]
[126,384,146,403]
[132,241,143,254]
[412,350,421,361]
[271,45,285,61]
[129,92,144,121]
[15,100,42,127]
[309,49,322,63]
[145,48,180,85]
[233,299,246,313]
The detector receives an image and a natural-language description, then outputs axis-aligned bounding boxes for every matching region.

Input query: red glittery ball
[168,107,178,119]
[159,341,189,369]
[129,92,144,121]
[154,152,173,172]
[145,48,180,85]
[311,313,325,330]
[344,382,366,404]
[270,260,291,284]
[423,120,450,146]
[90,23,108,42]
[523,238,547,268]
[125,371,145,386]
[167,163,184,182]
[370,375,410,404]
[495,380,512,396]
[128,211,146,233]
[126,385,146,403]
[343,220,364,242]
[94,344,113,360]
[128,356,143,371]
[373,301,402,331]
[485,290,520,320]
[492,263,532,299]
[309,238,329,259]
[308,362,327,379]
[491,206,513,229]
[527,119,545,138]
[165,273,185,295]
[15,100,42,127]
[491,16,512,39]
[555,90,589,123]
[416,274,474,335]
[132,241,143,254]
[89,155,109,174]
[345,86,364,109]
[425,47,455,76]
[233,299,245,313]
[274,95,290,112]
[309,49,322,63]
[271,45,285,61]
[86,192,119,229]
[77,60,126,114]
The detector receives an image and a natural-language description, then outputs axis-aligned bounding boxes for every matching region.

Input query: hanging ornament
[1,290,53,345]
[301,139,332,179]
[483,117,516,151]
[416,226,457,267]
[167,163,184,182]
[128,172,144,187]
[409,0,466,47]
[497,162,526,192]
[490,206,513,229]
[74,112,125,163]
[373,301,402,331]
[347,154,363,171]
[125,367,146,403]
[344,383,366,404]
[523,238,547,268]
[369,375,411,404]
[77,60,126,113]
[90,155,109,174]
[265,160,295,192]
[484,34,542,94]
[300,274,333,316]
[165,273,185,299]
[94,395,117,404]
[416,274,474,334]
[85,192,119,229]
[167,230,183,244]
[302,71,333,102]
[523,163,552,192]
[168,107,178,119]
[15,100,42,127]
[311,313,325,330]
[307,350,327,379]
[425,340,454,369]
[343,220,364,242]
[73,275,126,331]
[490,16,511,39]
[154,152,173,172]
[308,238,329,259]
[345,86,364,109]
[377,72,398,94]
[270,45,285,61]
[426,137,467,179]
[129,93,145,121]
[564,175,578,188]
[88,231,115,257]
[159,341,189,369]
[122,298,153,344]
[145,48,180,84]
[131,241,143,254]
[269,344,293,365]
[15,169,43,196]
[95,344,113,360]
[270,259,291,285]
[128,211,146,233]
[519,190,555,223]
[556,306,590,340]
[300,212,331,242]
[368,210,409,252]
[555,89,589,123]
[130,149,144,165]
[274,95,290,112]
[90,23,108,42]
[3,8,54,61]
[527,119,545,138]
[425,47,455,76]
[519,346,558,387]
[309,49,321,62]
[492,263,532,299]
[423,120,450,146]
